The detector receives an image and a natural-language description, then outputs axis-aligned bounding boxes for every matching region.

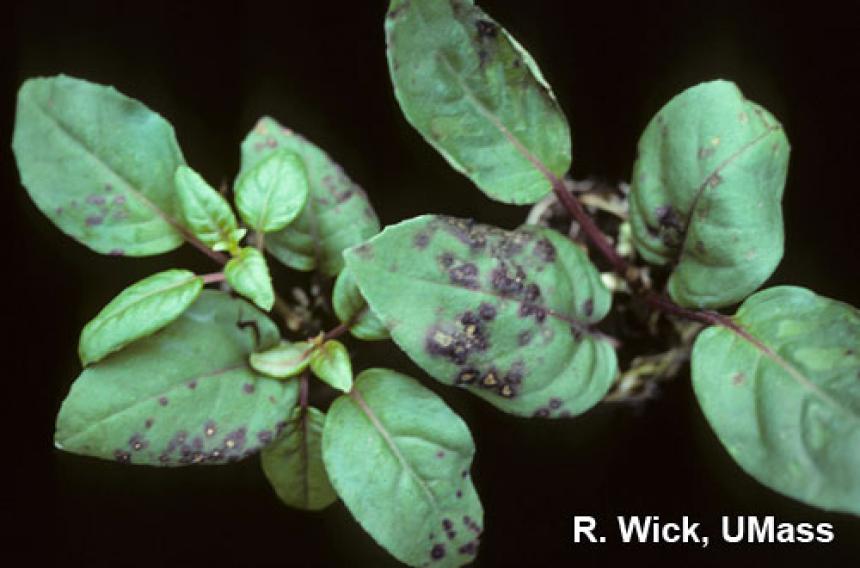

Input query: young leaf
[225,247,275,311]
[344,215,617,418]
[332,266,389,341]
[56,291,299,466]
[309,340,353,393]
[240,117,380,276]
[250,340,314,379]
[692,286,860,515]
[234,148,309,233]
[385,0,571,205]
[79,269,204,366]
[12,75,186,256]
[261,406,337,511]
[323,369,483,567]
[629,80,790,308]
[175,165,244,252]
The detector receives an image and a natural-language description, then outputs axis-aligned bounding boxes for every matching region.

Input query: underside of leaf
[262,406,337,511]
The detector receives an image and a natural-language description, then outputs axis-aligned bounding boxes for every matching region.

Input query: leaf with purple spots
[262,406,337,511]
[629,80,789,308]
[323,369,483,567]
[332,266,389,341]
[240,117,380,276]
[385,0,571,205]
[309,340,353,393]
[234,149,309,233]
[225,247,275,311]
[56,291,299,466]
[12,75,186,256]
[79,269,203,365]
[345,215,617,418]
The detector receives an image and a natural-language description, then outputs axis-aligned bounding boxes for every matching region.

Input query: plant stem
[299,373,309,409]
[177,226,229,265]
[322,306,367,342]
[643,293,759,344]
[201,272,226,284]
[323,321,350,342]
[643,293,729,328]
[548,177,747,332]
[550,178,631,277]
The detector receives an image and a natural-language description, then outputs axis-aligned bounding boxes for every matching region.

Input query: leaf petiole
[201,272,226,284]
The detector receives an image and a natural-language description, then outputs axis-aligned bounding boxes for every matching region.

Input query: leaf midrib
[185,182,235,245]
[86,274,200,338]
[407,1,562,189]
[268,414,314,507]
[380,270,598,336]
[350,388,439,511]
[727,325,860,424]
[28,94,184,235]
[61,363,246,445]
[675,118,782,267]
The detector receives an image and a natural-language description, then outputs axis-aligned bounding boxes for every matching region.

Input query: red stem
[550,179,742,331]
[551,179,630,276]
[643,293,759,343]
[323,320,351,342]
[201,272,226,284]
[322,305,367,342]
[299,373,309,409]
[176,226,229,265]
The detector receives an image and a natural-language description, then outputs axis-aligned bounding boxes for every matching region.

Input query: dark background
[4,0,859,566]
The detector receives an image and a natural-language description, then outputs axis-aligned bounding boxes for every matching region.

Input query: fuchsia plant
[12,1,859,566]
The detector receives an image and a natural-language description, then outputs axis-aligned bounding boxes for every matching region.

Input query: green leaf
[250,340,314,379]
[262,406,337,511]
[234,148,309,233]
[174,165,244,252]
[323,369,483,566]
[79,269,204,366]
[225,247,275,311]
[56,291,299,466]
[332,266,389,341]
[629,80,790,308]
[309,340,353,393]
[385,0,571,205]
[692,286,860,515]
[12,75,186,256]
[240,117,380,276]
[344,215,617,418]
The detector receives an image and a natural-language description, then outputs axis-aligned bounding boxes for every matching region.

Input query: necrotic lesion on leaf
[344,215,618,418]
[628,79,790,309]
[12,75,188,256]
[56,291,299,466]
[322,369,484,567]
